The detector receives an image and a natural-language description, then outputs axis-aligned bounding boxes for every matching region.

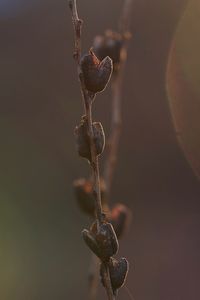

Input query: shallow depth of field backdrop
[1,0,200,299]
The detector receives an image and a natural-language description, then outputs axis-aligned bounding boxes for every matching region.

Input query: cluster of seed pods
[74,31,131,296]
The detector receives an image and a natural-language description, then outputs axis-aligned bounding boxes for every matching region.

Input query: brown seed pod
[73,177,107,216]
[109,204,132,239]
[82,229,100,258]
[80,49,113,93]
[93,30,124,71]
[100,257,129,295]
[74,115,105,161]
[82,221,119,261]
[93,121,105,157]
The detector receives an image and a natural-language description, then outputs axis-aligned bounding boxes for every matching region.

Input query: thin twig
[119,0,134,34]
[104,71,123,201]
[104,0,133,201]
[69,0,103,224]
[103,263,116,300]
[85,99,103,224]
[69,1,115,299]
[88,1,133,298]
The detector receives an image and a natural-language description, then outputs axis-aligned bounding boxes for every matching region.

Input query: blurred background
[1,0,200,299]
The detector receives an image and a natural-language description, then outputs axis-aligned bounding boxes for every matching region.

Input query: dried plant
[69,1,133,299]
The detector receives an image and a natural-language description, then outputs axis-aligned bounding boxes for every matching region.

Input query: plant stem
[104,71,123,201]
[69,1,115,299]
[88,0,134,298]
[102,263,116,300]
[119,0,134,34]
[85,99,103,225]
[104,0,133,202]
[69,0,103,224]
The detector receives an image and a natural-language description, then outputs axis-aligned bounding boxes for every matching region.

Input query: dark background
[1,0,200,299]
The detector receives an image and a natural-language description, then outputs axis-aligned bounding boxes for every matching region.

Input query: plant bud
[74,116,105,161]
[93,30,124,71]
[73,177,106,216]
[109,204,132,239]
[82,221,119,261]
[80,50,113,93]
[100,257,129,294]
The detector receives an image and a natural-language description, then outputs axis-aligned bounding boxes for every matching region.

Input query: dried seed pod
[73,177,107,216]
[109,204,132,239]
[93,121,105,157]
[82,229,99,257]
[74,116,105,161]
[80,49,113,93]
[82,221,119,261]
[93,30,124,71]
[100,257,129,294]
[94,222,119,261]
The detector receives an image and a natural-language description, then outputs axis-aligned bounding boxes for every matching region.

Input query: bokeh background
[1,0,200,299]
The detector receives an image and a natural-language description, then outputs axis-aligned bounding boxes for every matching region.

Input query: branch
[68,0,82,63]
[69,0,103,224]
[104,0,133,201]
[119,0,134,35]
[104,70,123,201]
[85,98,103,224]
[69,2,115,300]
[103,263,116,300]
[88,0,134,298]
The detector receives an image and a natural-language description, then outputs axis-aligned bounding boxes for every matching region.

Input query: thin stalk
[90,0,134,297]
[119,0,134,34]
[69,0,103,224]
[104,0,133,201]
[69,1,115,299]
[104,71,123,201]
[103,263,116,300]
[85,99,103,225]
